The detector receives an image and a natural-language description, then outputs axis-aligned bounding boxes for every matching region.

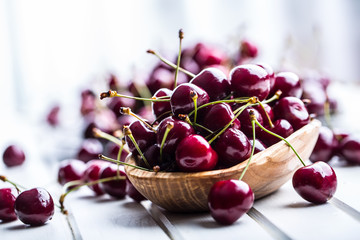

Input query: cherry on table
[339,135,360,164]
[2,144,26,167]
[83,160,109,195]
[77,138,104,163]
[126,179,147,202]
[292,161,337,204]
[208,179,254,225]
[310,126,337,163]
[99,164,127,199]
[14,188,54,226]
[57,159,87,186]
[0,188,17,222]
[175,134,218,172]
[104,142,128,162]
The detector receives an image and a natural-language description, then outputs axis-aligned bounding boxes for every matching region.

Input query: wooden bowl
[125,119,321,212]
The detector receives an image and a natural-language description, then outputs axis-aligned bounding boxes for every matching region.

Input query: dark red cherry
[83,160,109,195]
[249,139,267,154]
[273,96,310,130]
[271,72,302,98]
[238,107,264,137]
[214,128,251,167]
[175,134,218,172]
[126,180,146,202]
[14,188,54,226]
[253,103,274,126]
[190,68,230,101]
[125,120,156,156]
[193,43,227,68]
[230,64,270,101]
[99,164,127,199]
[2,145,26,167]
[104,142,128,162]
[107,74,120,90]
[146,67,187,94]
[292,161,337,204]
[57,159,86,186]
[80,89,96,116]
[208,180,254,225]
[201,103,240,132]
[117,115,137,128]
[83,108,120,138]
[152,88,172,121]
[170,83,209,116]
[239,40,258,59]
[301,82,327,116]
[77,139,104,163]
[339,135,360,164]
[156,116,195,155]
[310,126,337,163]
[258,119,294,146]
[107,91,136,118]
[257,63,275,92]
[46,105,60,126]
[0,188,17,222]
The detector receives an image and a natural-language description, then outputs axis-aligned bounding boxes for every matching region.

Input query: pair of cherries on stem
[208,111,337,225]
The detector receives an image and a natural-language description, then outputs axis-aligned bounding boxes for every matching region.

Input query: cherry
[208,180,254,225]
[271,72,302,98]
[257,63,275,92]
[239,39,258,60]
[125,120,156,156]
[201,103,240,132]
[107,74,120,90]
[146,67,187,94]
[99,164,127,199]
[80,89,96,116]
[175,134,218,172]
[193,42,227,68]
[214,128,251,167]
[57,159,86,186]
[190,68,230,101]
[107,91,136,118]
[151,88,172,121]
[77,138,104,163]
[46,105,60,126]
[273,96,310,130]
[237,107,264,137]
[170,83,209,116]
[2,145,26,167]
[301,82,327,116]
[117,115,137,128]
[126,179,146,202]
[310,126,337,163]
[253,103,274,126]
[249,139,267,154]
[156,116,195,155]
[230,64,270,101]
[258,119,294,146]
[83,160,109,195]
[292,161,337,204]
[0,188,17,222]
[339,135,360,164]
[14,188,54,225]
[104,142,128,162]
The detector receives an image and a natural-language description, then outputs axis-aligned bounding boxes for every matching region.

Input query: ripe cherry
[230,64,270,101]
[104,142,128,162]
[339,135,360,164]
[271,72,302,98]
[238,107,264,137]
[249,139,267,154]
[292,161,337,204]
[257,63,275,92]
[273,96,310,130]
[46,105,60,127]
[170,83,209,116]
[83,160,109,195]
[57,159,86,186]
[126,180,146,202]
[14,188,54,226]
[258,119,294,146]
[175,134,218,172]
[193,42,227,68]
[0,188,17,222]
[190,68,230,101]
[125,120,156,156]
[253,103,274,126]
[80,89,96,116]
[107,91,136,118]
[99,164,127,199]
[77,139,104,163]
[214,128,251,167]
[201,103,240,132]
[208,180,254,225]
[2,145,26,167]
[239,40,258,59]
[152,88,172,121]
[310,126,337,163]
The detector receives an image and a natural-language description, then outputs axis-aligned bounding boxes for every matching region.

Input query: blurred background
[0,0,360,161]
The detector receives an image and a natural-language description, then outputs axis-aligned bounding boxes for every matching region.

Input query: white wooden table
[1,82,360,240]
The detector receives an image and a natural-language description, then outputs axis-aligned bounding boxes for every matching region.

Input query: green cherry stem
[191,91,198,123]
[123,126,151,168]
[239,115,257,181]
[100,90,170,102]
[0,175,25,193]
[160,122,174,163]
[174,29,184,89]
[93,128,127,149]
[120,107,157,132]
[254,118,306,167]
[146,49,196,78]
[258,101,274,128]
[98,154,152,172]
[116,138,126,177]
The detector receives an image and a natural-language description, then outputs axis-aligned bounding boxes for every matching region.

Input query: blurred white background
[0,0,359,144]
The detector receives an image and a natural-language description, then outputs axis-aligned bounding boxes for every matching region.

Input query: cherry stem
[208,102,251,144]
[262,90,282,105]
[131,81,152,106]
[160,122,174,163]
[123,126,151,169]
[324,96,333,130]
[191,91,199,123]
[178,114,193,126]
[116,138,126,178]
[194,123,214,135]
[59,176,126,214]
[174,29,184,89]
[93,128,128,152]
[0,175,25,193]
[100,90,170,102]
[120,107,157,132]
[239,116,256,181]
[146,49,196,78]
[258,101,274,128]
[254,119,306,167]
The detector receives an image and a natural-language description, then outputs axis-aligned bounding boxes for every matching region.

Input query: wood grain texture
[125,119,321,212]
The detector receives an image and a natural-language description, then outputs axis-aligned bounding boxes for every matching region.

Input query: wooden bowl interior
[125,119,321,212]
